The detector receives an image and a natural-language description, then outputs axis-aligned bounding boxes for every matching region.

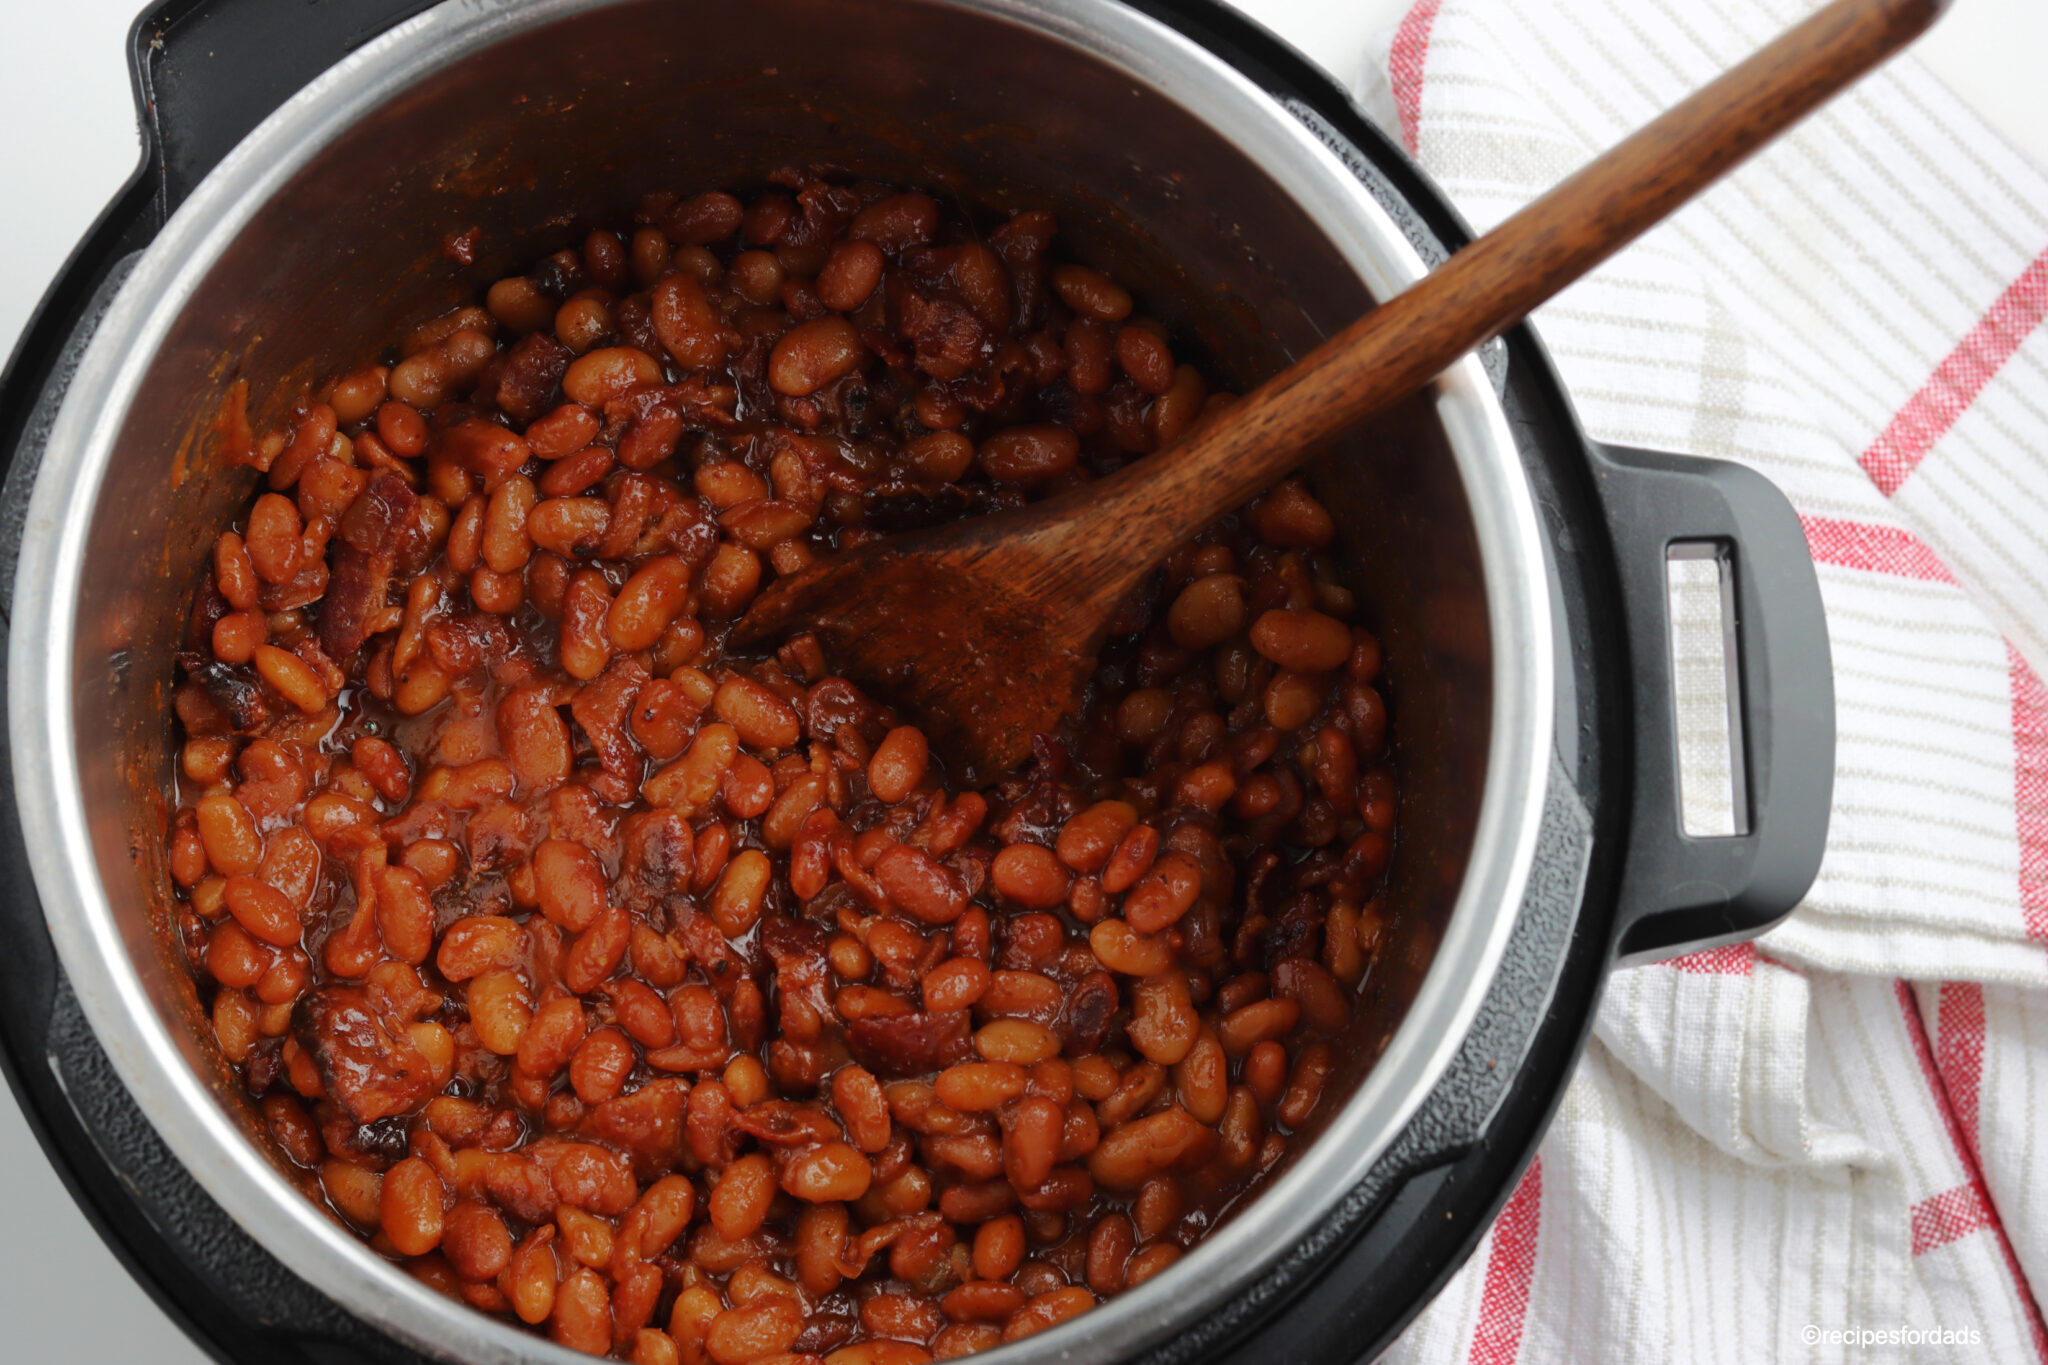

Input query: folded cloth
[1335,0,2048,1359]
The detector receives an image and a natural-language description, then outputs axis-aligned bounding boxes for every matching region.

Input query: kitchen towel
[1345,0,2048,1360]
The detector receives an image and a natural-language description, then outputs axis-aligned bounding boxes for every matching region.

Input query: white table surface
[0,1,2040,1361]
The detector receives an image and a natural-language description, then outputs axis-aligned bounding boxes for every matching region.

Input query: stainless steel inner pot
[9,0,1552,1359]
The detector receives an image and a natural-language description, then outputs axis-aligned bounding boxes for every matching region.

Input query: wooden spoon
[737,0,1947,782]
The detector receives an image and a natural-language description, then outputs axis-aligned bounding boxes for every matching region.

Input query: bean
[1087,919,1172,978]
[443,1199,512,1281]
[1263,669,1324,731]
[1088,1106,1209,1190]
[1002,1095,1063,1191]
[979,425,1079,482]
[713,676,801,750]
[711,849,772,937]
[1249,608,1354,673]
[975,1019,1059,1065]
[980,969,1061,1020]
[875,843,967,924]
[1085,1213,1136,1296]
[849,193,939,250]
[1099,823,1159,894]
[327,366,388,426]
[534,839,607,932]
[1175,1025,1230,1122]
[196,793,262,876]
[382,1158,446,1257]
[990,843,1069,910]
[1167,573,1247,650]
[1219,1085,1263,1170]
[1051,265,1132,321]
[704,1300,804,1365]
[570,1027,636,1105]
[481,474,538,573]
[699,542,762,618]
[921,957,990,1013]
[373,865,435,964]
[1001,1285,1097,1341]
[1279,1040,1337,1129]
[709,1154,775,1239]
[720,250,781,306]
[552,1266,614,1355]
[668,1283,723,1362]
[516,995,587,1077]
[865,1289,946,1341]
[433,917,522,984]
[1274,956,1352,1034]
[781,1141,873,1202]
[831,1065,893,1154]
[1115,688,1174,746]
[555,570,614,680]
[796,1200,849,1295]
[1126,972,1199,1066]
[770,316,866,396]
[245,495,303,585]
[467,971,532,1055]
[1150,364,1207,446]
[1094,1062,1166,1128]
[223,875,301,947]
[253,645,329,713]
[1114,326,1175,395]
[320,1159,384,1231]
[205,922,267,989]
[896,429,971,485]
[541,292,611,354]
[1121,850,1202,934]
[937,1061,1027,1112]
[667,190,745,244]
[1244,1040,1288,1106]
[1252,478,1337,548]
[1063,318,1114,394]
[652,272,727,370]
[1219,996,1301,1056]
[828,1341,936,1365]
[868,726,928,804]
[1056,801,1136,874]
[609,555,690,652]
[817,240,886,312]
[374,399,428,457]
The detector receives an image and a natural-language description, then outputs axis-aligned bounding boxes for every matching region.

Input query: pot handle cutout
[1588,443,1835,965]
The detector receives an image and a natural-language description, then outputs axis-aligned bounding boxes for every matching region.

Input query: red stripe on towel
[1858,247,2048,495]
[1469,1156,1543,1365]
[1389,0,1445,155]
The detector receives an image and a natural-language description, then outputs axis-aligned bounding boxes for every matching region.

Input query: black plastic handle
[1590,442,1834,964]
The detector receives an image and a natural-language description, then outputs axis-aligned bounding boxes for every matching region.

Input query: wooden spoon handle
[1080,0,1949,552]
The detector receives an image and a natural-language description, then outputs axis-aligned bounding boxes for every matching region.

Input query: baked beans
[167,171,1397,1360]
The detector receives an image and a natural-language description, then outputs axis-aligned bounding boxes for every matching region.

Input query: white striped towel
[1335,0,2048,1359]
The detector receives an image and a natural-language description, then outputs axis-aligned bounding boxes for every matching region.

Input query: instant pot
[0,0,1835,1362]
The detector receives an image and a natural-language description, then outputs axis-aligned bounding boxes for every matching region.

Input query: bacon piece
[497,331,572,423]
[293,984,437,1123]
[580,1078,688,1178]
[570,655,649,789]
[319,473,423,660]
[761,916,835,1044]
[1057,970,1118,1056]
[176,652,271,733]
[845,1009,972,1078]
[617,809,693,913]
